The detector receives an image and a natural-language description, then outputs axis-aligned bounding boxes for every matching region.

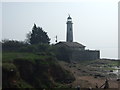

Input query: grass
[107,61,118,66]
[2,52,51,63]
[77,59,119,73]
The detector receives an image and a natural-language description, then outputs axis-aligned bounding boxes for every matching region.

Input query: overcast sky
[1,1,119,59]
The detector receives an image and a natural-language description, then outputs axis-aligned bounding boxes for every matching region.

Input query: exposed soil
[58,60,119,88]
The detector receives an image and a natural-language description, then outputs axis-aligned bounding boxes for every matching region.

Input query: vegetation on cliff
[2,52,75,88]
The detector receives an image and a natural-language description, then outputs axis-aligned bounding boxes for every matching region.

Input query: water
[112,66,120,76]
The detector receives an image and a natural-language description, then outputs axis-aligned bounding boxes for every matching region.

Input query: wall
[71,50,100,61]
[55,43,100,62]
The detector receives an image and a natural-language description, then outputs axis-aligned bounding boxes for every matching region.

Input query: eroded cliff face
[2,57,75,88]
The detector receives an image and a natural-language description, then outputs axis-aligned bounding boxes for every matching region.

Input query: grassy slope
[3,52,48,62]
[2,52,75,88]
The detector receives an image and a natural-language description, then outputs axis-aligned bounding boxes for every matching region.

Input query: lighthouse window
[70,28,72,31]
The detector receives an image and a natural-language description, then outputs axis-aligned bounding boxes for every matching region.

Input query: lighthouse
[55,15,100,61]
[66,15,73,42]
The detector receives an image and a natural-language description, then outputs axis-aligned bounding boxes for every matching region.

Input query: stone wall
[71,50,100,61]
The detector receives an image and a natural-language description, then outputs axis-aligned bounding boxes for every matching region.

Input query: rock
[110,70,113,72]
[73,65,76,67]
[94,74,105,78]
[82,70,86,73]
[117,79,120,81]
[69,65,71,68]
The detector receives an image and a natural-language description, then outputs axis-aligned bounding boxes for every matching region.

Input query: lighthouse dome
[67,15,72,19]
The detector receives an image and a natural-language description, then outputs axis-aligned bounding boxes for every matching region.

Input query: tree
[25,31,31,44]
[28,24,50,45]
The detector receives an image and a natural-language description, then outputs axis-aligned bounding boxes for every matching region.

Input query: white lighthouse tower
[66,15,73,42]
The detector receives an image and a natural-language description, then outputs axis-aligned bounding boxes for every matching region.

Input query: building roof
[55,42,85,48]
